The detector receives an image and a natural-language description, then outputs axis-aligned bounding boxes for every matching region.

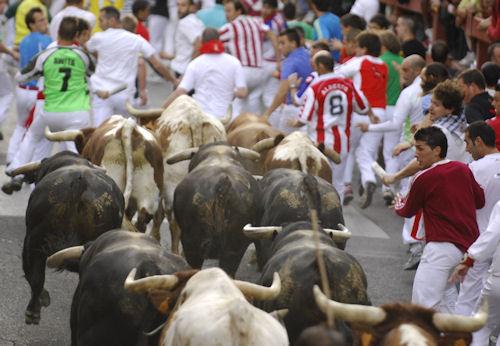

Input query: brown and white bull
[313,286,488,346]
[127,96,228,253]
[45,116,164,235]
[124,267,289,346]
[252,131,340,182]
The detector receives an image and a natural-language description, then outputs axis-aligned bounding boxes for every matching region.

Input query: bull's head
[313,286,488,346]
[243,223,351,243]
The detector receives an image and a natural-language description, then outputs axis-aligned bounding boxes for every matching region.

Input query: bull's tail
[303,174,322,216]
[121,118,136,209]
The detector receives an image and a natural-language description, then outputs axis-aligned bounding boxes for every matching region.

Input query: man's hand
[96,90,110,99]
[449,264,470,283]
[10,50,19,61]
[330,38,343,51]
[357,123,369,132]
[369,115,380,124]
[159,51,174,60]
[382,173,398,186]
[392,142,412,157]
[287,73,301,87]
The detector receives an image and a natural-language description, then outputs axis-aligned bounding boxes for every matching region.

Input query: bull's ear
[274,134,285,146]
[75,128,95,153]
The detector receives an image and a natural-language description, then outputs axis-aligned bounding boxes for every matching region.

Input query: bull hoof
[25,310,40,325]
[40,289,50,307]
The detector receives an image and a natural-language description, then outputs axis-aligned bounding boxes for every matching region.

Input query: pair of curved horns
[9,161,41,177]
[166,146,261,164]
[322,147,341,164]
[124,268,281,300]
[45,127,83,142]
[46,246,84,268]
[314,286,488,333]
[126,102,164,118]
[219,104,232,126]
[243,224,351,241]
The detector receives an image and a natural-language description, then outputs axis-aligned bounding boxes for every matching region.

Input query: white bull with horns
[124,267,289,346]
[126,96,230,253]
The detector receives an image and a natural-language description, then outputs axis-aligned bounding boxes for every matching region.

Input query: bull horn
[242,224,282,240]
[252,137,277,153]
[126,102,164,118]
[220,104,232,126]
[9,161,41,176]
[124,268,179,293]
[433,298,488,333]
[322,147,341,164]
[166,147,199,164]
[45,126,83,142]
[46,246,84,268]
[313,285,386,325]
[323,223,352,241]
[234,147,260,161]
[270,308,289,320]
[234,272,281,300]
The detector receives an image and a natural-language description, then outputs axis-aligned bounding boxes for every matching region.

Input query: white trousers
[472,271,500,346]
[148,14,169,54]
[455,259,491,317]
[233,66,267,115]
[381,106,402,193]
[262,60,280,109]
[343,113,364,185]
[0,68,13,126]
[355,107,387,187]
[412,242,463,313]
[330,153,348,202]
[7,86,37,163]
[92,91,133,127]
[9,108,90,171]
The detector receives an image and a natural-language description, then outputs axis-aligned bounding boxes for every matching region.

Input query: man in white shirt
[49,0,96,40]
[86,6,176,126]
[163,28,247,120]
[349,0,379,23]
[450,122,500,327]
[161,0,204,77]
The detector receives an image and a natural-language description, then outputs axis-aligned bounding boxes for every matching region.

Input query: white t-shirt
[350,0,379,22]
[86,28,155,92]
[179,53,246,119]
[171,13,204,75]
[49,6,96,41]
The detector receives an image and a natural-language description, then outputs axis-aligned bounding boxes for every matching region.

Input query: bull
[244,221,367,343]
[126,96,229,254]
[166,142,261,276]
[313,286,488,345]
[46,230,189,346]
[226,113,283,175]
[252,131,340,182]
[250,169,345,267]
[44,116,164,235]
[15,151,125,325]
[124,267,289,346]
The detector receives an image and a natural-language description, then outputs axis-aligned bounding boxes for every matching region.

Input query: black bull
[255,168,345,268]
[257,221,370,344]
[49,230,189,346]
[22,152,124,324]
[173,143,260,276]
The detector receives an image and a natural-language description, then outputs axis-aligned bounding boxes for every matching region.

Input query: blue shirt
[19,32,52,87]
[196,4,226,29]
[281,46,313,104]
[313,12,342,62]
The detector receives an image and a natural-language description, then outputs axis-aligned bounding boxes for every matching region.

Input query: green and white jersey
[17,46,95,113]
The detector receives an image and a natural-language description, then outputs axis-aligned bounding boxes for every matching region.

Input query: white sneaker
[459,51,476,67]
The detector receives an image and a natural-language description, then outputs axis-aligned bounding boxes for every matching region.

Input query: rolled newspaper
[94,83,128,96]
[371,161,387,180]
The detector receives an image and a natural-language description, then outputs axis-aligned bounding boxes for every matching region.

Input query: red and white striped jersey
[241,0,262,16]
[299,72,369,155]
[335,55,388,109]
[219,15,269,68]
[263,12,286,61]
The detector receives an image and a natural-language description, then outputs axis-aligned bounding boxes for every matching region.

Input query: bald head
[313,50,334,74]
[400,55,426,87]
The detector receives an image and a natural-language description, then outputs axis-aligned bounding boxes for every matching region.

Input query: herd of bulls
[8,95,490,345]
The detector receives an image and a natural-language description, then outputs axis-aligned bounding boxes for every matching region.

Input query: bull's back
[26,167,124,242]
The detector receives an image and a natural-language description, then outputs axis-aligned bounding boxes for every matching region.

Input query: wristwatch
[460,253,475,267]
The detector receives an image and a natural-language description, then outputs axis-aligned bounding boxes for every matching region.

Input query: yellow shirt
[88,0,124,32]
[15,0,48,45]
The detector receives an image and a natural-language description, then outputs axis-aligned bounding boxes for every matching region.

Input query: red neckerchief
[199,39,224,54]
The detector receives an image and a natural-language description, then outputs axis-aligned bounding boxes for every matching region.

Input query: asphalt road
[0,76,415,345]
